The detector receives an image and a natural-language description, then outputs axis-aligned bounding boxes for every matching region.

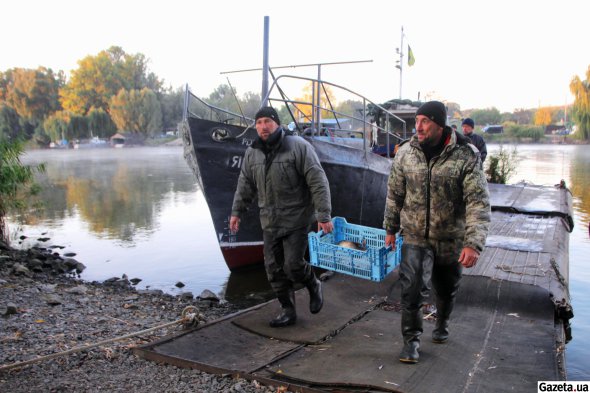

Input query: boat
[73,136,109,149]
[181,71,410,270]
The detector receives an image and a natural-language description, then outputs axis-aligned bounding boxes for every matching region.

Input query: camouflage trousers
[263,227,315,296]
[399,238,463,317]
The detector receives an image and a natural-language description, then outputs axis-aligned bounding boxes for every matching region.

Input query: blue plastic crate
[308,217,403,282]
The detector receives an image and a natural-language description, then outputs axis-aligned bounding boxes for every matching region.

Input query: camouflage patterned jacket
[232,129,332,236]
[383,129,491,252]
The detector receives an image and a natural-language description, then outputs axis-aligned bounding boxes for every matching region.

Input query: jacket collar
[252,127,284,151]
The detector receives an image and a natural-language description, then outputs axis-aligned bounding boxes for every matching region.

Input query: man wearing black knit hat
[383,101,491,363]
[462,118,487,164]
[231,106,333,328]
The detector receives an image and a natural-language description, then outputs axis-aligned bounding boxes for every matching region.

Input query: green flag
[408,45,415,67]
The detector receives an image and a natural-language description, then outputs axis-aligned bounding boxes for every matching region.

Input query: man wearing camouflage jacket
[383,101,491,364]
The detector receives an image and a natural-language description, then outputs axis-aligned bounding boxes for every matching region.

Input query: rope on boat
[0,306,205,373]
[495,263,548,277]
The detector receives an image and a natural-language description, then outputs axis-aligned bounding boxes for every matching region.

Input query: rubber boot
[306,277,323,314]
[432,299,454,344]
[399,310,422,364]
[269,290,296,328]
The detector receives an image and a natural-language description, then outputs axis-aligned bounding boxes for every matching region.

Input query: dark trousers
[263,227,314,297]
[399,240,463,340]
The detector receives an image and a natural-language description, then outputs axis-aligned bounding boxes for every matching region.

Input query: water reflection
[18,148,197,244]
[570,150,590,226]
[222,267,274,308]
[9,147,229,297]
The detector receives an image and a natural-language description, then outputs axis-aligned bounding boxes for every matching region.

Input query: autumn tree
[293,82,338,122]
[109,88,163,135]
[534,107,552,126]
[0,67,63,137]
[60,46,163,116]
[570,66,590,140]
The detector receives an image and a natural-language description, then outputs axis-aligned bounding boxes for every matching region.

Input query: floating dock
[134,183,573,393]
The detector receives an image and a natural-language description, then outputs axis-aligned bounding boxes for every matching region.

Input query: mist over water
[7,144,590,380]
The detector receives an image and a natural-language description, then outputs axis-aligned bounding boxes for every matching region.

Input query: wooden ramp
[134,183,573,392]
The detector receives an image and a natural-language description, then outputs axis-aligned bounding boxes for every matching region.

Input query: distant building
[110,132,146,147]
[545,125,567,135]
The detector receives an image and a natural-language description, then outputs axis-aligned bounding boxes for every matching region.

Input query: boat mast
[261,16,270,107]
[396,26,404,99]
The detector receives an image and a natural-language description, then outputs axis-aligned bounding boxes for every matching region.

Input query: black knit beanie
[416,101,447,128]
[255,106,280,125]
[462,118,475,128]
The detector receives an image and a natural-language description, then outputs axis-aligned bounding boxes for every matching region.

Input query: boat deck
[134,183,573,393]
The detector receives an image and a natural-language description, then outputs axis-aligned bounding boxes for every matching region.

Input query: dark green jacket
[383,129,491,252]
[232,129,332,236]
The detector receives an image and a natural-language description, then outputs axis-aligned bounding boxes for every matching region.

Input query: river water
[7,144,590,380]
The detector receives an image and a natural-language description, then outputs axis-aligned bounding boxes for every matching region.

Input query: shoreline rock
[0,245,283,393]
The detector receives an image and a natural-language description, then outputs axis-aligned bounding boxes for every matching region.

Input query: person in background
[461,118,487,164]
[384,101,491,364]
[230,107,334,328]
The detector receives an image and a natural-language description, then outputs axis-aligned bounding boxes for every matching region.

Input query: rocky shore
[0,241,284,392]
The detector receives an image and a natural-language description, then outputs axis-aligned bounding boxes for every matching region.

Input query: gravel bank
[0,241,285,392]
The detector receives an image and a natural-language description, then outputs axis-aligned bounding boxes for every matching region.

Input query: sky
[1,0,589,113]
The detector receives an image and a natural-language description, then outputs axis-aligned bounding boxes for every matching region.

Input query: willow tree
[570,66,590,140]
[109,88,162,135]
[0,104,22,140]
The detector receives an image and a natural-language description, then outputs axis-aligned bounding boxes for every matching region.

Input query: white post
[399,26,404,99]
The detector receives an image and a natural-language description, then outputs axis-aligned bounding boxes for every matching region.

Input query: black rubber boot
[432,300,454,343]
[400,340,420,364]
[399,311,422,364]
[306,277,323,314]
[269,291,296,328]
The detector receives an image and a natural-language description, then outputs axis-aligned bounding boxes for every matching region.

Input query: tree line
[1,46,589,144]
[0,46,185,145]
